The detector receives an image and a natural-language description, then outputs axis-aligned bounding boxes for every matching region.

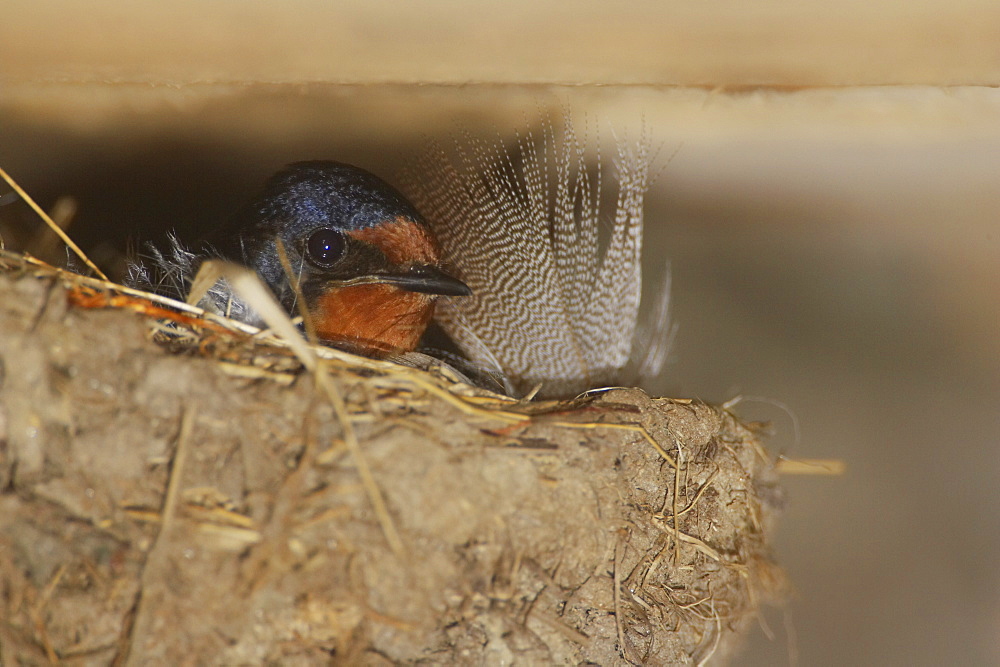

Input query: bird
[131,117,671,399]
[131,161,471,357]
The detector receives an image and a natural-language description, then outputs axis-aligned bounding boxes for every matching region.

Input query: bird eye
[305,228,346,268]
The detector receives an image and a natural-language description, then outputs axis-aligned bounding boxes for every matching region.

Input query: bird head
[229,161,470,354]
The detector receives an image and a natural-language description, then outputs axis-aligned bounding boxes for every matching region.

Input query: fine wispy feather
[127,234,256,323]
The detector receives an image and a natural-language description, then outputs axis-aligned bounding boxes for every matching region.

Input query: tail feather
[401,117,669,398]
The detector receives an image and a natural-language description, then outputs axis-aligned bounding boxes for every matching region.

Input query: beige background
[2,3,999,664]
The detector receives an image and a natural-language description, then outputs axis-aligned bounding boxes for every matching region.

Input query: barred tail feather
[402,117,670,398]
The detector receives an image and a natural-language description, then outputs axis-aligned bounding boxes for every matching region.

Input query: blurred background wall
[2,2,998,663]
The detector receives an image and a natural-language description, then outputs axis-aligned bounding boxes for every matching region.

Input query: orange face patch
[347,217,440,266]
[310,283,436,354]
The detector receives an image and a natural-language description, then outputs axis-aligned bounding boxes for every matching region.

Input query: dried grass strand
[0,167,108,280]
[210,260,405,557]
[545,420,678,469]
[125,408,195,666]
[776,457,846,475]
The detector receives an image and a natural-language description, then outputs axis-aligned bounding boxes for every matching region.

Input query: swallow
[217,161,471,355]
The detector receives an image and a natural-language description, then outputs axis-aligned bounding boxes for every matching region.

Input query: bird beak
[377,264,472,297]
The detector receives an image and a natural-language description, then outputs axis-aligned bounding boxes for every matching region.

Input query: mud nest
[0,255,785,665]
